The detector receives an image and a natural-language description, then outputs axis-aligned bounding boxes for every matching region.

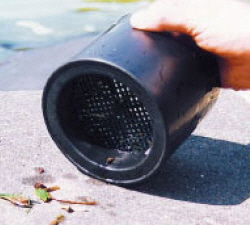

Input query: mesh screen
[70,74,153,152]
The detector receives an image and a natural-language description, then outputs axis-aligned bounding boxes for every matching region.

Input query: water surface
[0,0,150,62]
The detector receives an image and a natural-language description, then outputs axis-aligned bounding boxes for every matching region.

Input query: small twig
[52,197,97,205]
[50,214,65,225]
[0,193,32,208]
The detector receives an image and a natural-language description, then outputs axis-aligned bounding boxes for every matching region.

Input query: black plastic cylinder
[42,15,220,185]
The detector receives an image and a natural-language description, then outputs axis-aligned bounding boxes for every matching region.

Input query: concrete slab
[0,36,94,91]
[0,37,249,225]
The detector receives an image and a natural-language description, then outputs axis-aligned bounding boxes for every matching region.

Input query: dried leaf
[62,205,89,213]
[34,183,97,206]
[46,186,60,192]
[50,214,65,225]
[0,193,32,208]
[35,188,51,202]
[106,157,115,164]
[34,183,60,192]
[61,206,74,213]
[34,183,47,189]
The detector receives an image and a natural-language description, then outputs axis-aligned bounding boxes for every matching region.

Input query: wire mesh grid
[69,74,153,152]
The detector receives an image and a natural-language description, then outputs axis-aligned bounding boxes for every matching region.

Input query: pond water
[0,0,150,62]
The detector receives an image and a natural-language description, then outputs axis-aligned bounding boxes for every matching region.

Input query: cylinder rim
[42,60,167,184]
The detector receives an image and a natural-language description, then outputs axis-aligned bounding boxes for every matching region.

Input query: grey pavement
[0,37,249,225]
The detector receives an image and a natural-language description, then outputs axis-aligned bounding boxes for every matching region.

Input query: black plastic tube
[42,15,220,185]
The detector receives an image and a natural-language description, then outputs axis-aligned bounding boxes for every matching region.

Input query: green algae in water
[76,7,102,12]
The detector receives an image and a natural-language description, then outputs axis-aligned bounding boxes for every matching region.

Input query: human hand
[130,0,250,90]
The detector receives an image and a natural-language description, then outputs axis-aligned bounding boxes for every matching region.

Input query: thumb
[130,1,190,34]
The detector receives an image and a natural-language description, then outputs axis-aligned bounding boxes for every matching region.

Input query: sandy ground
[0,36,249,225]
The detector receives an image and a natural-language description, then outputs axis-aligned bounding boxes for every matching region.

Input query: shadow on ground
[132,135,250,205]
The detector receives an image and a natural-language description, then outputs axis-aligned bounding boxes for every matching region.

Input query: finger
[130,1,190,34]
